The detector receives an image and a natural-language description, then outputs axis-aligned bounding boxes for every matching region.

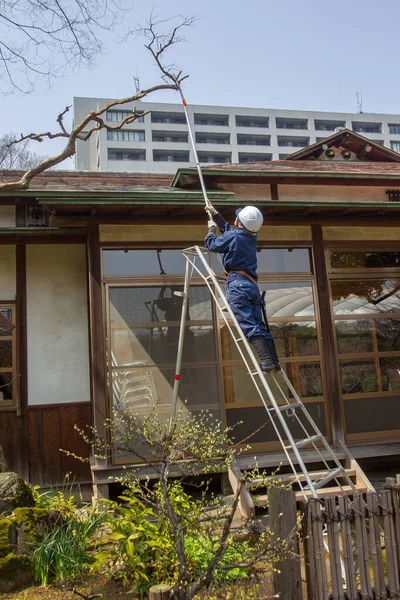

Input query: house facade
[1,129,400,493]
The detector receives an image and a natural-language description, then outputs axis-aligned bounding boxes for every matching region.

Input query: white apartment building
[74,97,400,173]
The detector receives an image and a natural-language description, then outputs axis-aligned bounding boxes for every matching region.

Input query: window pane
[103,249,211,276]
[259,282,315,318]
[340,359,377,394]
[223,365,294,404]
[0,372,13,401]
[331,280,400,315]
[335,320,373,354]
[257,248,311,273]
[0,341,12,367]
[272,322,319,357]
[111,324,216,366]
[298,363,323,397]
[376,319,400,352]
[109,286,212,325]
[0,308,13,335]
[330,251,400,269]
[380,358,400,391]
[112,365,219,411]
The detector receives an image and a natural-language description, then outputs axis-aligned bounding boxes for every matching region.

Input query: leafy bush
[31,475,78,518]
[185,536,250,583]
[32,509,104,585]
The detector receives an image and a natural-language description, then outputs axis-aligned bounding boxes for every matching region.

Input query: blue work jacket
[204,213,258,280]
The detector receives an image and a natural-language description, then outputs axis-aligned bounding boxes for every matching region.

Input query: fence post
[149,584,172,599]
[300,501,318,600]
[386,477,400,572]
[269,486,303,600]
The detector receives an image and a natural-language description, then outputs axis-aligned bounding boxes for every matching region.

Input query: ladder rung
[295,434,323,450]
[235,337,243,342]
[220,305,229,312]
[305,467,345,491]
[273,402,302,413]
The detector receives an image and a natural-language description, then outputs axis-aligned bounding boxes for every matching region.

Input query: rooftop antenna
[356,90,363,114]
[134,74,141,100]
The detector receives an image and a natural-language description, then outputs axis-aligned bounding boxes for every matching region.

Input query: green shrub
[185,536,250,584]
[106,489,175,598]
[32,509,104,585]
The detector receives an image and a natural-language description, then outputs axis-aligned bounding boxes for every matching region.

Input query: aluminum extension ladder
[171,245,358,501]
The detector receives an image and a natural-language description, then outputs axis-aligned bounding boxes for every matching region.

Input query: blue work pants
[226,273,272,341]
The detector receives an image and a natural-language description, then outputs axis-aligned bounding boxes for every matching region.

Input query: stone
[0,472,34,516]
[0,517,32,592]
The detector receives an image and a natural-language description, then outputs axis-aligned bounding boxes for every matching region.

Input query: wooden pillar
[87,225,108,465]
[16,244,29,480]
[311,224,344,443]
[269,487,303,600]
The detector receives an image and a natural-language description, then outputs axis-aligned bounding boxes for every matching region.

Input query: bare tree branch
[0,131,45,169]
[0,14,195,192]
[0,0,125,94]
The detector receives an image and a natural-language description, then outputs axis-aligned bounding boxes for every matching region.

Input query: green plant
[31,474,78,518]
[185,536,249,583]
[106,489,175,597]
[32,509,104,585]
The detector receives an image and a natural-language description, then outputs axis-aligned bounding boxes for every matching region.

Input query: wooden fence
[297,481,400,600]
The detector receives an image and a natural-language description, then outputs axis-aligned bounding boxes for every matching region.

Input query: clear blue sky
[2,0,399,166]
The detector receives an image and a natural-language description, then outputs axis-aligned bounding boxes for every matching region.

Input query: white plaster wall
[0,246,16,299]
[0,206,15,227]
[27,245,90,405]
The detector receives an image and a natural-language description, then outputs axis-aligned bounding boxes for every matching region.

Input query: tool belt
[226,270,258,286]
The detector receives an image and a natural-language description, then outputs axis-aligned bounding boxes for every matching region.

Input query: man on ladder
[204,204,281,373]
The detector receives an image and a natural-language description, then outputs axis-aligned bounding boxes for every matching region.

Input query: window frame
[0,301,17,410]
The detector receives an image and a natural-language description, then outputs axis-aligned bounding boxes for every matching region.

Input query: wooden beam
[87,225,108,469]
[357,144,373,159]
[270,183,279,201]
[311,225,344,443]
[16,244,29,480]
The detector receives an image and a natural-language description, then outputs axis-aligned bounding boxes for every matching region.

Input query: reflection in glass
[380,358,400,391]
[0,341,12,368]
[335,321,373,354]
[0,309,12,335]
[112,365,219,411]
[340,359,377,394]
[299,363,323,397]
[272,322,318,357]
[257,248,311,273]
[259,282,315,318]
[330,251,400,269]
[224,365,294,404]
[376,319,400,352]
[103,249,211,276]
[0,372,12,400]
[331,280,400,315]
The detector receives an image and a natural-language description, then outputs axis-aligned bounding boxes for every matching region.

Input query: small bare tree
[1,14,195,193]
[0,132,45,169]
[67,408,295,600]
[0,0,123,94]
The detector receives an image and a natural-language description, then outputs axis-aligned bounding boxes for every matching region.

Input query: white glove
[206,205,218,216]
[207,220,217,234]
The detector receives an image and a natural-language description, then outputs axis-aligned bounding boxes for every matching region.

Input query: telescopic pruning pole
[169,84,213,430]
[177,84,213,219]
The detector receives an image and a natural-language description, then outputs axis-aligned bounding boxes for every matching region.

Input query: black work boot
[251,336,281,373]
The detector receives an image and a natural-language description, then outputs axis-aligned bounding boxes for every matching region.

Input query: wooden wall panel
[28,403,91,486]
[0,412,19,473]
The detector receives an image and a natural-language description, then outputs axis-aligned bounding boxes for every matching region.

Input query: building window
[314,120,345,131]
[238,153,272,163]
[352,122,382,134]
[236,116,269,128]
[108,149,146,161]
[276,117,308,130]
[0,304,17,409]
[152,131,188,143]
[151,112,186,124]
[107,130,145,142]
[153,151,190,162]
[195,133,230,144]
[194,114,229,126]
[390,141,400,153]
[389,124,400,135]
[106,110,144,123]
[277,136,309,148]
[198,153,231,164]
[237,134,270,146]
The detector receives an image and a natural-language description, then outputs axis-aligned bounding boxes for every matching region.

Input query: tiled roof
[199,160,400,175]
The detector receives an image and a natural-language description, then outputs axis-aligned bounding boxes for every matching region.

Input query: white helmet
[236,206,263,233]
